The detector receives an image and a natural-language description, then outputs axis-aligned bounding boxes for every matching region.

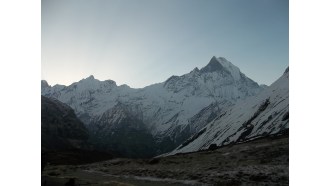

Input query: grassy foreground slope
[42,133,288,186]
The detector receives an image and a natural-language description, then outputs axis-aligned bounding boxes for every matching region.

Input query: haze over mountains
[41,56,288,158]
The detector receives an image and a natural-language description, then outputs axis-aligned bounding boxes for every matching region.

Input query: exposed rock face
[200,56,229,73]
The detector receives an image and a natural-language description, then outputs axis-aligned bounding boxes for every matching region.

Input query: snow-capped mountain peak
[199,56,243,82]
[86,75,95,79]
[41,80,50,89]
[72,75,117,91]
[167,67,289,155]
[215,57,242,81]
[42,56,266,156]
[78,75,98,83]
[200,56,228,74]
[190,67,200,73]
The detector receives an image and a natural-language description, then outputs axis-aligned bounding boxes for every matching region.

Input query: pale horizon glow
[42,0,288,88]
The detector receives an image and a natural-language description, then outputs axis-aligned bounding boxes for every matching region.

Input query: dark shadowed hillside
[42,134,288,186]
[41,96,115,170]
[42,96,89,150]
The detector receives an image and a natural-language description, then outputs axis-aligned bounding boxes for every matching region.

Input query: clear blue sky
[42,0,288,88]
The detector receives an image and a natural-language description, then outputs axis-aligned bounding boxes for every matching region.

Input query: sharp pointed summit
[200,56,227,73]
[42,56,265,157]
[41,80,50,89]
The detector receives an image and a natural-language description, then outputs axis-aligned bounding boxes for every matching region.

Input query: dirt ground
[42,135,289,186]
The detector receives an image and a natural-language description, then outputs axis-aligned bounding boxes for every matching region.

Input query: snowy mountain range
[42,56,270,156]
[167,67,289,155]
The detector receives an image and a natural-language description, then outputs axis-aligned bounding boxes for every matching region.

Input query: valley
[39,1,290,185]
[41,56,289,186]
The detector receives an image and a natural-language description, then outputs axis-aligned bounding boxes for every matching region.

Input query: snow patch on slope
[42,56,264,151]
[168,67,289,155]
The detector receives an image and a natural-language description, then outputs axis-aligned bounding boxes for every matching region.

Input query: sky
[42,0,288,88]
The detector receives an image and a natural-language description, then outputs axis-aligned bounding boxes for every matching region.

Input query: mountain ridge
[42,56,265,156]
[42,56,260,89]
[167,67,289,155]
